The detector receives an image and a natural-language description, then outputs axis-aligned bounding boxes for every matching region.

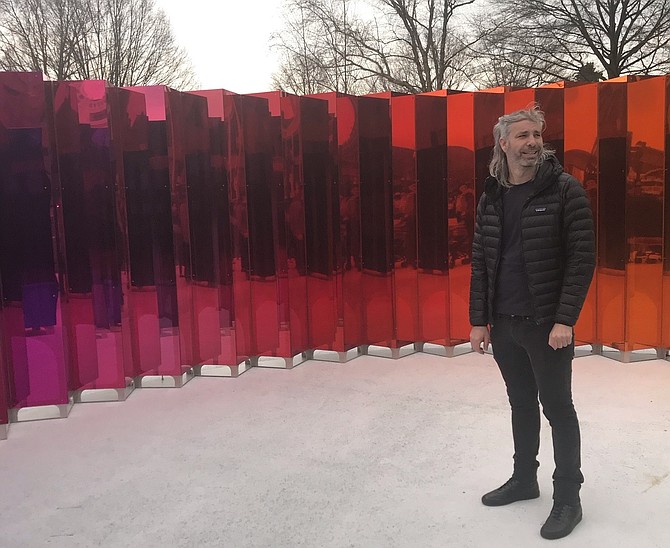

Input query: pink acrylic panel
[358,96,394,346]
[52,81,132,391]
[123,86,186,375]
[0,73,69,407]
[222,94,259,358]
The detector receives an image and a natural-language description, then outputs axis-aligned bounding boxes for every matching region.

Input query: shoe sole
[540,512,583,540]
[481,491,540,507]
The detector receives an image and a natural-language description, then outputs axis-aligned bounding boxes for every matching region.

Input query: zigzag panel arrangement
[0,73,668,439]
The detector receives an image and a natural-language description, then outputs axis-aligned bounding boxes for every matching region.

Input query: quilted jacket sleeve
[469,193,489,326]
[554,176,596,326]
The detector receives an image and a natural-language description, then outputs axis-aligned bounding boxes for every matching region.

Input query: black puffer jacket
[469,157,595,327]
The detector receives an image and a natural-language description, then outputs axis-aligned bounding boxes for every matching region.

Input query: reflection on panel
[0,73,69,409]
[564,83,599,344]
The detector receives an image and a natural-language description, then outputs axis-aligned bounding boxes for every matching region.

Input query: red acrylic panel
[299,97,337,351]
[415,95,449,344]
[596,81,627,349]
[335,95,366,350]
[391,95,420,344]
[625,77,665,349]
[564,83,599,345]
[358,96,394,346]
[0,73,69,408]
[123,86,188,376]
[663,77,670,349]
[52,80,132,391]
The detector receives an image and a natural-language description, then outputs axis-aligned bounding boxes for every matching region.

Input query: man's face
[500,120,543,174]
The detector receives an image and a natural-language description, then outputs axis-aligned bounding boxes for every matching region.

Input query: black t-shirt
[494,179,536,316]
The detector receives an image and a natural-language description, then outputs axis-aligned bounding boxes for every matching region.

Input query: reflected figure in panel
[469,105,595,540]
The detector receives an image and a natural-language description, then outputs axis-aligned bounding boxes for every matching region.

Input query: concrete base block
[420,342,472,358]
[0,423,7,440]
[74,380,135,403]
[311,348,360,363]
[194,361,251,377]
[10,399,74,423]
[600,346,663,363]
[255,352,307,369]
[135,368,194,388]
[361,343,415,359]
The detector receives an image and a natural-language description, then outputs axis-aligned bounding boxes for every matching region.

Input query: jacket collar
[485,155,563,200]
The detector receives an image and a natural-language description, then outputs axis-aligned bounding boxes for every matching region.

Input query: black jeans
[490,316,583,504]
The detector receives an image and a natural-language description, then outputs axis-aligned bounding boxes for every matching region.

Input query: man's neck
[509,165,538,185]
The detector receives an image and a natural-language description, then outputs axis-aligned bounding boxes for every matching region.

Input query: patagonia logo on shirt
[535,207,547,212]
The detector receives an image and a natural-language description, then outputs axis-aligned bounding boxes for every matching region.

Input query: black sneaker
[540,502,583,539]
[481,478,540,506]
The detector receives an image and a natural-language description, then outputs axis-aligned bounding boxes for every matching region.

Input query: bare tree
[0,0,197,88]
[475,0,670,83]
[273,0,478,94]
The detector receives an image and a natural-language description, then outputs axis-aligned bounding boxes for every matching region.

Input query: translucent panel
[564,83,598,344]
[391,95,420,344]
[597,82,627,348]
[359,96,394,345]
[0,73,69,408]
[53,80,131,390]
[625,77,665,349]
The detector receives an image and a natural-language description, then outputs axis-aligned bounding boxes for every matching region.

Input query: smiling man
[469,105,595,540]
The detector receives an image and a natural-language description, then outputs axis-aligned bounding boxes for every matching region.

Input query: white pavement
[0,352,668,547]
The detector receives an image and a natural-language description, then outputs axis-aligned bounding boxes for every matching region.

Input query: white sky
[155,0,283,93]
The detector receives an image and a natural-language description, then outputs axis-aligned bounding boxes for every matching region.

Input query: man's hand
[470,326,490,354]
[548,323,572,350]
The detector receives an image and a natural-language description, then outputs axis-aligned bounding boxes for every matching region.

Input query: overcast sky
[155,0,283,93]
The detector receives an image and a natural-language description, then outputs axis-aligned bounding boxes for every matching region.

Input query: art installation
[1,72,668,439]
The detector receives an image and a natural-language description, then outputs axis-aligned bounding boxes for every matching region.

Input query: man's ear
[499,137,508,153]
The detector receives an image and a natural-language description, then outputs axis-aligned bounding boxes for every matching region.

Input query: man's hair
[489,104,555,187]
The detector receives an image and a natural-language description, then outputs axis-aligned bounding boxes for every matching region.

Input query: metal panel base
[9,399,74,423]
[419,342,472,358]
[0,423,8,440]
[135,368,194,388]
[574,344,602,358]
[311,348,361,363]
[600,346,664,363]
[361,343,416,359]
[194,360,251,377]
[254,352,307,369]
[73,379,135,403]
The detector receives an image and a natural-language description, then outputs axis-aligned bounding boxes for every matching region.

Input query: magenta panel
[0,73,69,408]
[52,80,132,391]
[358,96,394,346]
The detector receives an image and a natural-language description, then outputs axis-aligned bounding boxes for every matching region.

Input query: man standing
[469,105,595,540]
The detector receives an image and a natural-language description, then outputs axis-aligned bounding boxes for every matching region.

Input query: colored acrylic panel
[597,82,627,349]
[0,73,69,408]
[564,83,599,344]
[625,77,665,349]
[358,96,394,346]
[391,95,420,344]
[52,80,131,391]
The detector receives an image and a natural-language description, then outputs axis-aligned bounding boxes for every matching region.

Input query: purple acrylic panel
[564,83,599,345]
[391,95,420,345]
[358,96,394,346]
[0,72,69,407]
[52,80,132,391]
